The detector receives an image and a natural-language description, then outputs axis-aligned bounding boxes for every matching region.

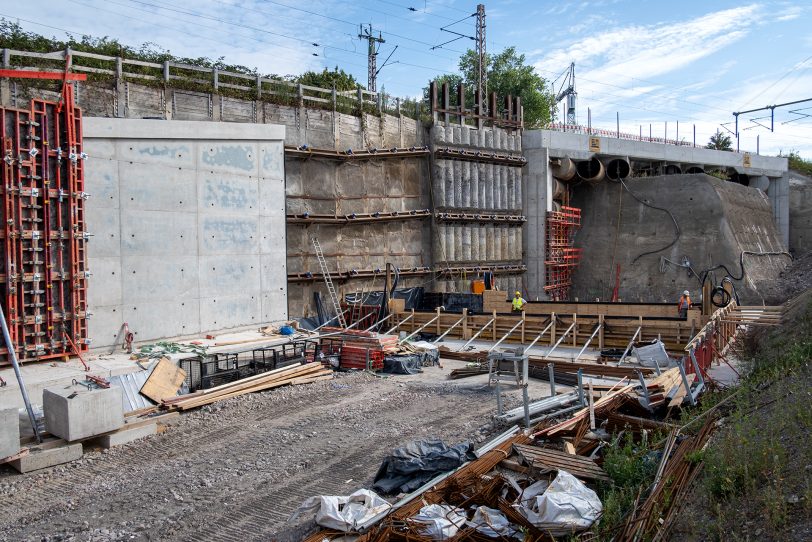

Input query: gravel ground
[0,367,533,542]
[760,251,812,304]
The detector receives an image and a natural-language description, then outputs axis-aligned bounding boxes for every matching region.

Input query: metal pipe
[343,310,376,332]
[400,314,440,343]
[543,321,576,359]
[573,324,602,362]
[384,312,413,335]
[487,319,524,352]
[313,309,349,332]
[603,158,630,180]
[432,314,466,343]
[0,303,41,442]
[551,156,576,182]
[364,313,392,332]
[547,363,556,396]
[575,157,605,184]
[458,317,496,351]
[577,369,585,406]
[617,326,641,364]
[522,320,554,355]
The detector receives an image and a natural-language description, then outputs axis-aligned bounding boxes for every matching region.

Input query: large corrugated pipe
[551,156,576,182]
[575,157,605,184]
[604,158,631,180]
[553,179,565,199]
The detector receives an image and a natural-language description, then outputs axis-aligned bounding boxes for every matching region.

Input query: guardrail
[0,47,419,118]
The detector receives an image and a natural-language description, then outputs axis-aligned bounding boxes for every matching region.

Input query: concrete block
[44,385,124,442]
[95,422,157,449]
[0,408,19,459]
[10,442,83,473]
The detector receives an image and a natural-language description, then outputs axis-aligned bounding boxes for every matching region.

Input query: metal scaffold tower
[544,207,582,301]
[476,4,486,105]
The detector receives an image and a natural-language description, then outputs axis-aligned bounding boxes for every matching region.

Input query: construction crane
[552,62,576,125]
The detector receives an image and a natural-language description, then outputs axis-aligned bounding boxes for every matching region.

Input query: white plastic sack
[289,489,391,532]
[409,504,466,540]
[467,506,524,540]
[515,470,602,536]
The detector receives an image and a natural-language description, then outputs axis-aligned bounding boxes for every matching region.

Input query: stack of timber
[161,362,332,411]
[643,367,693,408]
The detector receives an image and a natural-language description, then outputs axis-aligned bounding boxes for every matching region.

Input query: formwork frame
[544,206,581,301]
[0,86,88,363]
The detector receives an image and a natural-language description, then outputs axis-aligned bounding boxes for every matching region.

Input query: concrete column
[486,164,496,210]
[523,133,549,299]
[445,161,455,208]
[471,162,479,209]
[478,163,487,211]
[444,224,455,261]
[461,161,471,208]
[479,228,487,262]
[462,226,472,261]
[434,162,446,207]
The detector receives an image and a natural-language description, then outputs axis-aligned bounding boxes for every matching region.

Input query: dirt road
[0,365,544,541]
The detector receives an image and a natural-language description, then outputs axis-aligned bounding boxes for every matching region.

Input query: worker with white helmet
[512,291,527,312]
[677,290,691,318]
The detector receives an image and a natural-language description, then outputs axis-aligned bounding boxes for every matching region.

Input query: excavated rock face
[789,170,812,256]
[570,174,789,304]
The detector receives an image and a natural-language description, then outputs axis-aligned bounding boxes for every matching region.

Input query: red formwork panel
[0,86,88,363]
[544,206,582,301]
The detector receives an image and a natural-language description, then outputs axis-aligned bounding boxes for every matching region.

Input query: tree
[426,46,555,128]
[296,67,361,91]
[706,131,733,151]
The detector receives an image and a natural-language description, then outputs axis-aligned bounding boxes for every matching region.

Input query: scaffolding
[544,206,582,301]
[0,85,88,363]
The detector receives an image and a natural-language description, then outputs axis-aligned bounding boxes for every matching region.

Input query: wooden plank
[139,358,187,403]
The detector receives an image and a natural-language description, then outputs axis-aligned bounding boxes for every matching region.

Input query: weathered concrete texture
[44,384,124,442]
[570,174,789,304]
[84,118,287,347]
[10,442,83,473]
[789,171,812,256]
[94,422,157,449]
[0,408,19,459]
[430,123,525,293]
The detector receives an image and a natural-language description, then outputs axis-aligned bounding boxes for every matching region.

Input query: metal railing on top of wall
[0,47,421,118]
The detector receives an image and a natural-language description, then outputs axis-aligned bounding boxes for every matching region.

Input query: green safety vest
[512,297,524,310]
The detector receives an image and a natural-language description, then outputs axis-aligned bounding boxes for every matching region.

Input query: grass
[670,294,812,540]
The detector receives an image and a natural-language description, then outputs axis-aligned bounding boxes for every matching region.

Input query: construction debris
[373,439,475,494]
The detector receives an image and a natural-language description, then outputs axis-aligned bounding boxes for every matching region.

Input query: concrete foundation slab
[43,385,124,442]
[0,408,19,458]
[94,422,157,449]
[10,442,83,473]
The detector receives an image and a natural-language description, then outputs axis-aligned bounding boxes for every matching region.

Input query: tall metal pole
[359,24,385,92]
[476,4,486,112]
[0,303,41,442]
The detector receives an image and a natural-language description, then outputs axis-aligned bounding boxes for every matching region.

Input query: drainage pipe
[551,156,576,182]
[575,157,605,184]
[603,158,631,180]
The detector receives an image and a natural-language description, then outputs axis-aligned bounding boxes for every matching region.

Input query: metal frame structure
[0,85,88,363]
[544,206,581,301]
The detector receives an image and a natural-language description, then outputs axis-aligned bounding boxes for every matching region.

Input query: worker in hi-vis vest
[677,290,691,318]
[512,291,527,312]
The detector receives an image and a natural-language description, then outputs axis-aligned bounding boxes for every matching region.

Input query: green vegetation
[426,46,555,128]
[297,67,361,92]
[706,131,733,151]
[780,149,812,176]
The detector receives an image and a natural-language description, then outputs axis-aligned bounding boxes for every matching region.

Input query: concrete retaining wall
[789,171,812,256]
[430,123,524,295]
[569,174,789,304]
[83,118,287,348]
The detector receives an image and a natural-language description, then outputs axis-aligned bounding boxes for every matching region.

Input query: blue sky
[4,0,811,156]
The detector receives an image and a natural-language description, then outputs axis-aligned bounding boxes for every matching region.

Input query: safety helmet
[515,291,521,296]
[683,290,690,296]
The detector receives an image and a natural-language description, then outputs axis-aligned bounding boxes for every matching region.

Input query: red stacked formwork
[0,86,88,363]
[544,206,582,301]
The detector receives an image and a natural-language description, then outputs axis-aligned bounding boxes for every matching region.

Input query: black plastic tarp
[372,439,475,495]
[382,354,423,375]
[344,287,423,310]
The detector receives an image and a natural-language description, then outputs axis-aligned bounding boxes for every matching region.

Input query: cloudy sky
[3,0,810,156]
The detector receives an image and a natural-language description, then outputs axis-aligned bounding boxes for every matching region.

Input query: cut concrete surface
[43,385,124,442]
[9,441,83,474]
[0,408,18,459]
[92,422,157,449]
[571,174,790,304]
